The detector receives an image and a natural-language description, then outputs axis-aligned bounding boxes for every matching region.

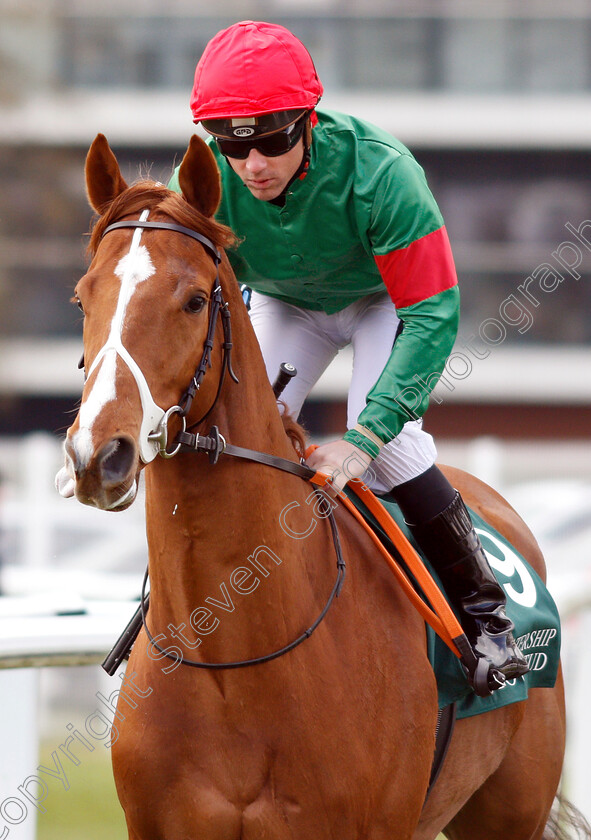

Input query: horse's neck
[143,319,322,652]
[144,449,321,660]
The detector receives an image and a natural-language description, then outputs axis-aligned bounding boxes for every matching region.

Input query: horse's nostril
[99,437,137,485]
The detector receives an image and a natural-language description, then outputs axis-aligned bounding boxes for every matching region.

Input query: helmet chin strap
[268,157,308,207]
[268,117,312,206]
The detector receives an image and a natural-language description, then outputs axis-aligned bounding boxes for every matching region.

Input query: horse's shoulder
[439,464,547,582]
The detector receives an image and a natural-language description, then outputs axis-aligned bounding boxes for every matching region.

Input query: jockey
[174,19,528,689]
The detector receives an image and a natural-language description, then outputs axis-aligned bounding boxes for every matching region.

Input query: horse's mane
[87,181,236,257]
[281,407,308,459]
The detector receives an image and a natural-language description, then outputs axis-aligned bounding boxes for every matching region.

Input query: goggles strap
[267,119,312,206]
[216,112,308,159]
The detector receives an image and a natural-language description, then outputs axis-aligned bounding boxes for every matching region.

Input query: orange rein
[306,456,464,659]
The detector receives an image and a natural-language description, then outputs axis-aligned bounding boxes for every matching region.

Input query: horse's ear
[177,135,221,218]
[85,133,128,214]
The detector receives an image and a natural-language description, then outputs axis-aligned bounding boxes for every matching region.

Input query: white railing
[0,433,146,599]
[0,433,147,840]
[0,600,135,840]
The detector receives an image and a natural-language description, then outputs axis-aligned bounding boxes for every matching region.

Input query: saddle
[340,480,561,718]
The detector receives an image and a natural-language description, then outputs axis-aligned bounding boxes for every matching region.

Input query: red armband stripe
[374,226,458,309]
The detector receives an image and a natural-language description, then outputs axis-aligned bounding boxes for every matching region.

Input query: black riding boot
[407,491,529,688]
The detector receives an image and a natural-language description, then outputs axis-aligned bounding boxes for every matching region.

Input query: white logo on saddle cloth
[475,528,537,608]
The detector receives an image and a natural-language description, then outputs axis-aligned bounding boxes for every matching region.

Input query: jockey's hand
[305,438,372,493]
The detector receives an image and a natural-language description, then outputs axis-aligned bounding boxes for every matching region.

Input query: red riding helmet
[190,20,323,135]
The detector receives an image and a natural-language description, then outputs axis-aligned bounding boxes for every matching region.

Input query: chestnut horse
[60,133,571,839]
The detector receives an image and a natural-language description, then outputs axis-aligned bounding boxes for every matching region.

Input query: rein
[165,425,471,662]
[176,424,315,477]
[141,487,346,670]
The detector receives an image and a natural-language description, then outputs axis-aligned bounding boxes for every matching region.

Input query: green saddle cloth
[343,488,561,720]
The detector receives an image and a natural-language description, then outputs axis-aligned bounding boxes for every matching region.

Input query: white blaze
[71,211,155,466]
[75,348,117,466]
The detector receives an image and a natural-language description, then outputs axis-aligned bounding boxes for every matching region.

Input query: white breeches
[249,290,437,491]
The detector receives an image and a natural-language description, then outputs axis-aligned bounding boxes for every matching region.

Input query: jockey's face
[225,137,304,201]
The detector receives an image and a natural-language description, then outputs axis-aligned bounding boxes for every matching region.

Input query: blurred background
[0,1,590,836]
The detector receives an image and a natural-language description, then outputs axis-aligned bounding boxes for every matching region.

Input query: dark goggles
[214,116,307,160]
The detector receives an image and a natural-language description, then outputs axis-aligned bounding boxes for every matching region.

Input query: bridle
[98,215,238,462]
[96,212,346,671]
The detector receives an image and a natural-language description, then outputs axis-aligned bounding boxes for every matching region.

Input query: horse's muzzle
[64,434,140,511]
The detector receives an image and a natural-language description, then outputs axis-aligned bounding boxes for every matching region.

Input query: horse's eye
[72,295,84,314]
[184,295,206,314]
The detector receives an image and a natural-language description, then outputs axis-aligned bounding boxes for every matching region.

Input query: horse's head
[59,134,236,510]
